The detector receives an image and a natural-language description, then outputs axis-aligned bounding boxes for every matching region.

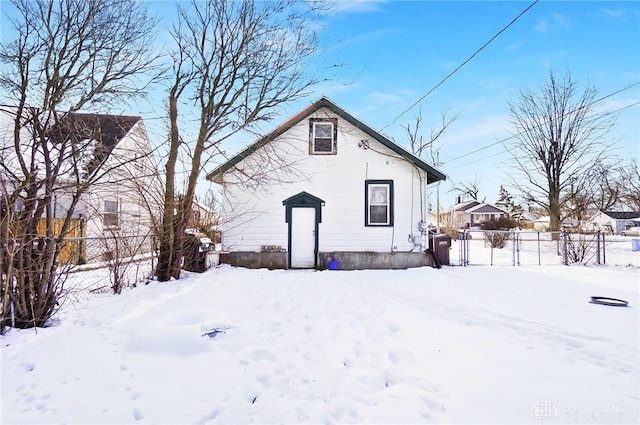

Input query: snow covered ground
[2,262,639,424]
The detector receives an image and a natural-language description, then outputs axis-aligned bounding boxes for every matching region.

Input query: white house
[450,200,507,230]
[206,97,446,269]
[532,216,579,231]
[56,113,161,240]
[0,108,161,263]
[586,211,640,234]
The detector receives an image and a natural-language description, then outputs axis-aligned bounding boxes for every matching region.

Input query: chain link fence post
[562,231,568,265]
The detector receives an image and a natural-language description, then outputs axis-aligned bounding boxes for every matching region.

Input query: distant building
[0,107,161,263]
[450,200,507,230]
[587,211,640,234]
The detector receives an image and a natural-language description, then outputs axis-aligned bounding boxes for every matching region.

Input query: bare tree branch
[156,0,333,281]
[619,158,640,211]
[506,69,617,231]
[0,0,160,330]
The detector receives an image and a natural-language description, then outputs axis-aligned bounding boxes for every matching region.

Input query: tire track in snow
[383,286,638,379]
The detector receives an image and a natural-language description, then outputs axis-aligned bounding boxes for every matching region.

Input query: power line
[389,0,540,127]
[447,150,510,171]
[445,83,640,164]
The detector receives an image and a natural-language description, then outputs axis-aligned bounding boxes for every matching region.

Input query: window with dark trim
[309,118,337,154]
[103,199,120,229]
[365,180,394,226]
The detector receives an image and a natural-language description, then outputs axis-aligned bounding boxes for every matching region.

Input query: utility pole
[436,151,441,234]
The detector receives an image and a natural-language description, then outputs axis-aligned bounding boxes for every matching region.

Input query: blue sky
[297,0,640,206]
[1,0,638,208]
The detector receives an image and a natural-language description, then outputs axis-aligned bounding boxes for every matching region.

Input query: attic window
[309,118,337,155]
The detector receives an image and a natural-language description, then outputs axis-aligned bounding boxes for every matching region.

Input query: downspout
[421,169,429,253]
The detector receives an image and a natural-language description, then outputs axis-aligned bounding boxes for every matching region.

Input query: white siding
[219,107,431,253]
[0,109,161,240]
[86,120,161,238]
[587,212,616,233]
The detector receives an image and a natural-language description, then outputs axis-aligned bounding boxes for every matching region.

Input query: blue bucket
[632,239,640,252]
[328,260,339,270]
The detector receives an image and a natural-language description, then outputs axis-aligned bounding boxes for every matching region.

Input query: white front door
[290,207,316,268]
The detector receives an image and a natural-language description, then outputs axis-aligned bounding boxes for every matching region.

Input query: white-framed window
[309,118,337,154]
[103,199,120,229]
[365,180,394,226]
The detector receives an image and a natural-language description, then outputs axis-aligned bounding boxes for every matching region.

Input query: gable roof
[466,203,507,214]
[519,211,539,222]
[1,107,142,177]
[600,211,640,220]
[48,112,140,150]
[206,97,446,184]
[282,191,325,206]
[452,200,481,212]
[47,113,141,175]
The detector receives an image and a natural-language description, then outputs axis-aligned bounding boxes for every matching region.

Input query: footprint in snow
[250,349,277,362]
[19,362,35,372]
[132,408,143,421]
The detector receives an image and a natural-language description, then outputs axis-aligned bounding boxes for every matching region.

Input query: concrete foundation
[220,251,435,270]
[220,252,287,270]
[319,251,435,270]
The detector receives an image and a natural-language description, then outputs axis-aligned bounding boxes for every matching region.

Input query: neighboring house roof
[1,108,142,178]
[452,200,481,212]
[191,199,216,215]
[519,211,539,222]
[206,97,446,184]
[47,113,140,160]
[451,201,506,215]
[599,211,640,220]
[1,107,141,147]
[465,203,507,214]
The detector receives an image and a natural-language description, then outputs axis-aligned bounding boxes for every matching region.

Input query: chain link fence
[451,230,640,267]
[62,234,157,299]
[1,234,157,330]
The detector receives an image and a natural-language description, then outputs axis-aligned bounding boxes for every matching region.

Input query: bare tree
[564,159,623,221]
[0,0,159,330]
[453,175,485,203]
[156,0,330,281]
[403,108,459,164]
[619,158,640,211]
[507,69,616,232]
[587,161,623,211]
[401,107,458,231]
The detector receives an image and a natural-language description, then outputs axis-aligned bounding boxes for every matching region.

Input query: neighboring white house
[518,210,539,227]
[206,97,446,269]
[60,113,161,240]
[186,199,219,234]
[586,211,640,234]
[533,216,551,231]
[532,216,579,231]
[0,108,161,263]
[450,200,507,230]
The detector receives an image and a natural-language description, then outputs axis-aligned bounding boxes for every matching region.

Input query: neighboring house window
[365,180,394,226]
[309,118,337,154]
[103,200,119,229]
